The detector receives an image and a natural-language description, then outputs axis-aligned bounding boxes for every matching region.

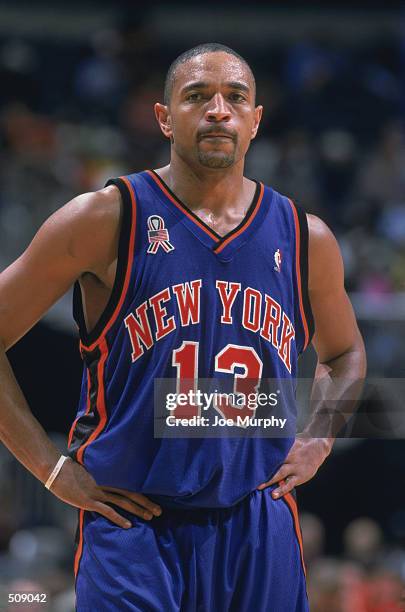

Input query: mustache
[197,127,237,142]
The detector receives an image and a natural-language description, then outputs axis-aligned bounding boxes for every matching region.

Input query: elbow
[353,329,367,379]
[0,335,9,354]
[317,330,367,379]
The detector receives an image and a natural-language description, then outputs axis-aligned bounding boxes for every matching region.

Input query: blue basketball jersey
[68,170,314,508]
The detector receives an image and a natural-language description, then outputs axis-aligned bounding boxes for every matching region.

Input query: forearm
[0,344,61,483]
[303,335,367,453]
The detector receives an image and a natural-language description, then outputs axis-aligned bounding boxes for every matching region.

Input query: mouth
[199,133,235,141]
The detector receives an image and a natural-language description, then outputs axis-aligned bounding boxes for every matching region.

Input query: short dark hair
[164,42,256,105]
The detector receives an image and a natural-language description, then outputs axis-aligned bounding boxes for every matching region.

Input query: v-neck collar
[144,169,267,260]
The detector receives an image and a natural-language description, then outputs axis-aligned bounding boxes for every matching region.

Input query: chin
[197,153,236,169]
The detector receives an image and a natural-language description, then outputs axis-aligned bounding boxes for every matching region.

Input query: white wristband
[44,455,69,490]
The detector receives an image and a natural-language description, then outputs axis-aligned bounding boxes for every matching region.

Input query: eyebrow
[181,81,251,94]
[226,81,250,93]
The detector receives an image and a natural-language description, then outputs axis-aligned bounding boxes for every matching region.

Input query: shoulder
[61,185,122,261]
[63,184,122,235]
[307,213,340,252]
[27,183,124,275]
[307,212,332,237]
[306,213,344,291]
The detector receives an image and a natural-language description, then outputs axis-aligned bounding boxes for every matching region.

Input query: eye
[186,92,203,102]
[229,92,246,102]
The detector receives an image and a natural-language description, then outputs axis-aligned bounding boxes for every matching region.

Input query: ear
[154,103,173,140]
[251,105,263,140]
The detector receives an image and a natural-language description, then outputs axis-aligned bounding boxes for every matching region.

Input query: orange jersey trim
[67,369,91,449]
[76,337,109,465]
[80,175,137,352]
[283,490,306,577]
[214,182,264,254]
[146,170,220,242]
[288,199,310,351]
[74,508,85,578]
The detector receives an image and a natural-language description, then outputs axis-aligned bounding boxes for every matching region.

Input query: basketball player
[0,44,366,610]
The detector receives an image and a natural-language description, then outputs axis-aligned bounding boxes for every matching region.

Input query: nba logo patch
[147,215,175,254]
[274,249,282,273]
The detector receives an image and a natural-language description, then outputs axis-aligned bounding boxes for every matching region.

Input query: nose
[205,93,231,122]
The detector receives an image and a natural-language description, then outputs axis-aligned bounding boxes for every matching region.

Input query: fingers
[101,487,161,516]
[256,464,291,490]
[272,476,298,499]
[92,501,132,529]
[48,461,162,526]
[101,491,156,520]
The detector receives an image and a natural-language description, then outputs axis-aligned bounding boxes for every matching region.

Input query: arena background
[0,1,405,610]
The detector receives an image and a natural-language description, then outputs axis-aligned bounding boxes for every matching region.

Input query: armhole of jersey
[73,176,136,349]
[289,201,315,352]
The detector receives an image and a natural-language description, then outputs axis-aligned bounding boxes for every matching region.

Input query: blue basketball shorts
[74,485,308,611]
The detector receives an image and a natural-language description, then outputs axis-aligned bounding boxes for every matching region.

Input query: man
[0,43,366,610]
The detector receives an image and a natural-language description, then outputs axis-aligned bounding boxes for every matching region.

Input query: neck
[155,151,252,214]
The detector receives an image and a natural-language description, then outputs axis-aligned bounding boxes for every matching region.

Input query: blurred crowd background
[0,2,405,610]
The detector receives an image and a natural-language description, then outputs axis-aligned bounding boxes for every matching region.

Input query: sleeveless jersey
[67,170,314,508]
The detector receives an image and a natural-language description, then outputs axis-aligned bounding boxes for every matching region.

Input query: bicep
[0,188,120,350]
[308,215,361,363]
[310,285,360,363]
[0,234,79,350]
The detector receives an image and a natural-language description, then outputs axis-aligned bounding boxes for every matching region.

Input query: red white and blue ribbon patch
[147,215,175,254]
